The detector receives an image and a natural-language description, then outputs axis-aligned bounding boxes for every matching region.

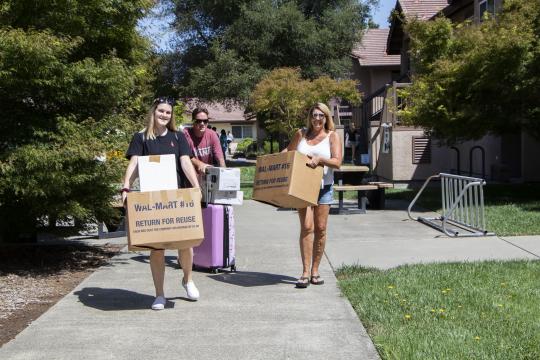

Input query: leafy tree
[399,0,540,144]
[0,0,154,241]
[249,67,360,139]
[164,0,377,102]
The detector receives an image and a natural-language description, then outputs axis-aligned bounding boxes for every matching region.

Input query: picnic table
[331,165,392,214]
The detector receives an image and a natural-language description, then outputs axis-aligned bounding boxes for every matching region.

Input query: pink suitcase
[193,204,236,273]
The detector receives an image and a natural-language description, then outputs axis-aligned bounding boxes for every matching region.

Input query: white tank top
[297,131,334,187]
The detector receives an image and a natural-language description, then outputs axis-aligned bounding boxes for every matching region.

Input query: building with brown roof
[352,28,401,98]
[388,0,501,75]
[183,99,257,141]
[352,0,540,183]
[343,28,401,157]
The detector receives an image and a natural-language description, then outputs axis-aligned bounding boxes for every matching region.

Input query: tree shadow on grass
[74,287,177,311]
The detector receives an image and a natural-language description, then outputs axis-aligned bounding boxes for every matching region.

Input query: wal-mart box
[138,154,178,192]
[126,188,204,251]
[252,151,323,209]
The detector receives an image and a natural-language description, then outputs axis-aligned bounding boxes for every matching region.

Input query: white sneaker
[151,296,166,310]
[182,279,200,301]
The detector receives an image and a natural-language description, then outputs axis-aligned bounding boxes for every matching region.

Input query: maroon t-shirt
[183,128,225,165]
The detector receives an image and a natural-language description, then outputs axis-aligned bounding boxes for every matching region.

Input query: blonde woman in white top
[283,103,342,288]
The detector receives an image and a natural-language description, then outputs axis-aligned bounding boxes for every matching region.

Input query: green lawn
[337,261,540,360]
[240,166,255,199]
[385,184,540,236]
[240,165,256,183]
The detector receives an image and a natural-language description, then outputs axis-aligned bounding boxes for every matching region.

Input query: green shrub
[235,138,256,153]
[263,140,280,154]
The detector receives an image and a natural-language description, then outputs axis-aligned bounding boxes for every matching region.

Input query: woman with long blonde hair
[121,97,202,309]
[283,102,342,288]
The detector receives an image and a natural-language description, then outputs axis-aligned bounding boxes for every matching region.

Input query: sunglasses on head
[194,119,209,125]
[153,97,175,106]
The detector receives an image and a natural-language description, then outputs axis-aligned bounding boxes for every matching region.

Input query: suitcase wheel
[230,265,237,272]
[211,268,219,274]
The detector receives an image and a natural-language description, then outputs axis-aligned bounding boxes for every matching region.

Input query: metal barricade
[407,173,494,237]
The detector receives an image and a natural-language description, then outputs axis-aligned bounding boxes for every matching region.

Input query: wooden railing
[381,81,411,126]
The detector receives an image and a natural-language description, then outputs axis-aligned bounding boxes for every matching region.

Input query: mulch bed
[0,243,123,347]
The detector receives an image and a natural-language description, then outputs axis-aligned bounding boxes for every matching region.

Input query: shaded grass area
[383,184,540,236]
[337,261,540,360]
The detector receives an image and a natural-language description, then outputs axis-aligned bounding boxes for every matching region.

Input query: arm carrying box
[252,151,323,209]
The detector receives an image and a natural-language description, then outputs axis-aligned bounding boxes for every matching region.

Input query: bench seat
[368,181,394,189]
[331,182,393,214]
[334,185,378,191]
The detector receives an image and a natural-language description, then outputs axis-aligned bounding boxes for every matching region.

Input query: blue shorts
[318,184,334,205]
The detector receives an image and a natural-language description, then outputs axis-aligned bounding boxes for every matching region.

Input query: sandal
[295,276,310,288]
[310,275,325,285]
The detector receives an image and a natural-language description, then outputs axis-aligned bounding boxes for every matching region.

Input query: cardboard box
[126,188,204,251]
[252,151,323,208]
[138,154,178,192]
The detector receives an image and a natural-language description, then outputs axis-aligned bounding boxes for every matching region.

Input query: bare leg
[149,250,165,297]
[298,207,314,279]
[178,248,193,282]
[311,204,330,279]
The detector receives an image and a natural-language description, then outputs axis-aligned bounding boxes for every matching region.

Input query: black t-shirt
[126,130,192,188]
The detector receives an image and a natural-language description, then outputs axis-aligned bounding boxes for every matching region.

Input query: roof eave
[387,2,404,55]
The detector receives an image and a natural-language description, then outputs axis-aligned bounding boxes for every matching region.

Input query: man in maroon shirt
[183,107,226,174]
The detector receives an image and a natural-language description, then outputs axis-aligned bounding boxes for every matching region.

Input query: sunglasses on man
[194,119,209,125]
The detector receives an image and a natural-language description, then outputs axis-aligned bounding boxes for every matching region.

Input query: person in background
[219,129,228,158]
[344,125,352,161]
[282,102,342,288]
[227,131,234,155]
[347,122,358,164]
[121,97,202,309]
[183,107,226,174]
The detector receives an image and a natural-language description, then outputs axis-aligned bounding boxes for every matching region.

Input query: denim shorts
[318,184,334,205]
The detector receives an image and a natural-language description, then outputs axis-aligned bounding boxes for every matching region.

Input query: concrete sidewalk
[1,200,538,359]
[325,199,540,270]
[0,201,379,360]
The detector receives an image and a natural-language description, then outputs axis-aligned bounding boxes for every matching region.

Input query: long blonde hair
[306,102,334,134]
[143,98,177,140]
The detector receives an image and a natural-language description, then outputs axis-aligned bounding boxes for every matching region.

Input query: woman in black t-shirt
[122,97,202,310]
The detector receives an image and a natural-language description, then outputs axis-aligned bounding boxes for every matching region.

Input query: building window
[412,136,431,164]
[479,0,495,21]
[232,125,253,139]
